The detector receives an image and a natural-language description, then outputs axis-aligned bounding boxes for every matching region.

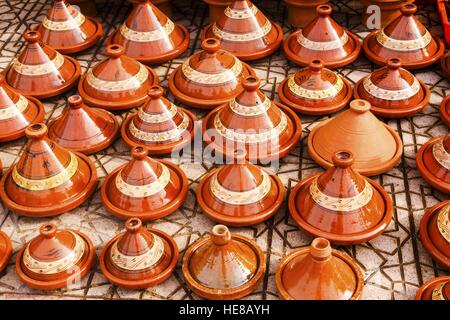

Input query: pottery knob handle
[387,58,402,70]
[202,38,221,54]
[310,237,332,260]
[309,59,324,72]
[23,30,41,43]
[332,150,354,168]
[105,44,125,58]
[242,76,260,92]
[40,224,57,239]
[316,4,332,17]
[349,99,371,114]
[211,225,231,246]
[131,146,149,160]
[400,3,417,15]
[25,123,48,140]
[67,95,84,109]
[125,218,143,233]
[147,85,164,99]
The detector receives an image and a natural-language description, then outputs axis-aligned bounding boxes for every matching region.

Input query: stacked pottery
[203,0,233,22]
[284,0,329,28]
[362,0,414,28]
[416,276,450,300]
[0,231,12,273]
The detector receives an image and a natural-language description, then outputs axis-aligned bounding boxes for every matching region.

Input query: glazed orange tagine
[416,276,450,300]
[0,230,12,273]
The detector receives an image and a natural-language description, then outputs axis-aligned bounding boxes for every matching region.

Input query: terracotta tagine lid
[308,99,403,176]
[201,0,284,61]
[363,3,444,69]
[0,74,45,142]
[196,149,285,226]
[4,30,81,99]
[276,237,364,300]
[107,0,190,64]
[182,225,265,300]
[439,95,450,128]
[0,230,12,273]
[121,86,197,155]
[277,59,353,115]
[354,58,430,118]
[0,123,98,217]
[78,44,159,111]
[99,218,179,289]
[15,223,94,290]
[34,0,103,54]
[168,38,256,109]
[283,4,361,69]
[101,146,188,221]
[203,75,302,163]
[416,276,450,300]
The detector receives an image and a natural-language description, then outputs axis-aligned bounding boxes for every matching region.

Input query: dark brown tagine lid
[439,94,450,128]
[99,217,179,289]
[101,146,188,221]
[308,99,403,176]
[0,123,98,217]
[416,276,450,300]
[47,95,119,155]
[78,44,159,111]
[201,0,283,61]
[0,230,12,272]
[196,149,285,226]
[278,59,353,115]
[283,4,361,69]
[34,0,102,54]
[168,38,255,109]
[276,237,364,300]
[108,0,190,64]
[4,30,81,99]
[289,150,393,245]
[203,75,302,163]
[121,86,197,155]
[363,3,444,69]
[0,74,45,142]
[182,225,265,300]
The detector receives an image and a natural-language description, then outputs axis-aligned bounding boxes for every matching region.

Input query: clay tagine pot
[288,150,393,244]
[354,58,430,118]
[203,0,232,22]
[0,74,45,142]
[107,0,190,65]
[363,3,445,69]
[182,225,265,300]
[440,51,450,81]
[121,86,197,155]
[15,223,94,290]
[284,0,329,28]
[201,0,284,61]
[99,217,179,289]
[48,95,119,155]
[276,237,364,299]
[0,230,12,273]
[4,31,81,99]
[196,149,285,226]
[308,99,403,176]
[78,44,159,111]
[168,38,255,109]
[34,0,103,54]
[0,123,98,217]
[439,94,450,128]
[277,59,353,115]
[283,4,361,69]
[203,75,302,163]
[101,146,188,221]
[362,0,414,29]
[416,276,450,300]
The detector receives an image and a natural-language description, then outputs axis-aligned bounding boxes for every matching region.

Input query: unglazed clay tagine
[4,31,81,99]
[278,59,352,115]
[354,58,430,118]
[308,99,403,176]
[182,225,265,300]
[0,123,98,217]
[121,85,197,155]
[276,237,364,300]
[99,218,179,289]
[363,3,445,69]
[168,38,255,109]
[16,223,94,290]
[416,276,450,300]
[284,0,329,28]
[283,4,361,69]
[201,0,283,61]
[101,146,188,221]
[0,230,12,273]
[439,94,450,128]
[108,0,190,64]
[78,44,159,111]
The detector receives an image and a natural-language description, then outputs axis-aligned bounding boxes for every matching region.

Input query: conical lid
[121,85,197,155]
[363,3,444,69]
[308,99,403,176]
[47,95,119,155]
[99,218,178,289]
[283,4,361,69]
[5,30,81,99]
[278,59,353,115]
[0,230,12,272]
[182,225,265,300]
[168,38,255,109]
[35,0,102,54]
[276,238,364,300]
[201,0,283,61]
[108,0,190,64]
[101,146,188,221]
[289,150,393,244]
[416,276,450,300]
[0,123,98,217]
[78,44,159,110]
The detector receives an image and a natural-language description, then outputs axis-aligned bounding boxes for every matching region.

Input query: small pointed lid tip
[211,225,232,245]
[401,3,417,15]
[23,30,40,43]
[39,223,57,239]
[67,95,83,109]
[309,59,324,72]
[332,150,354,168]
[124,217,143,233]
[309,237,332,260]
[387,58,402,69]
[131,146,149,160]
[317,4,332,16]
[147,85,164,99]
[202,38,221,54]
[242,76,260,91]
[349,99,371,114]
[105,44,125,58]
[25,123,47,140]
